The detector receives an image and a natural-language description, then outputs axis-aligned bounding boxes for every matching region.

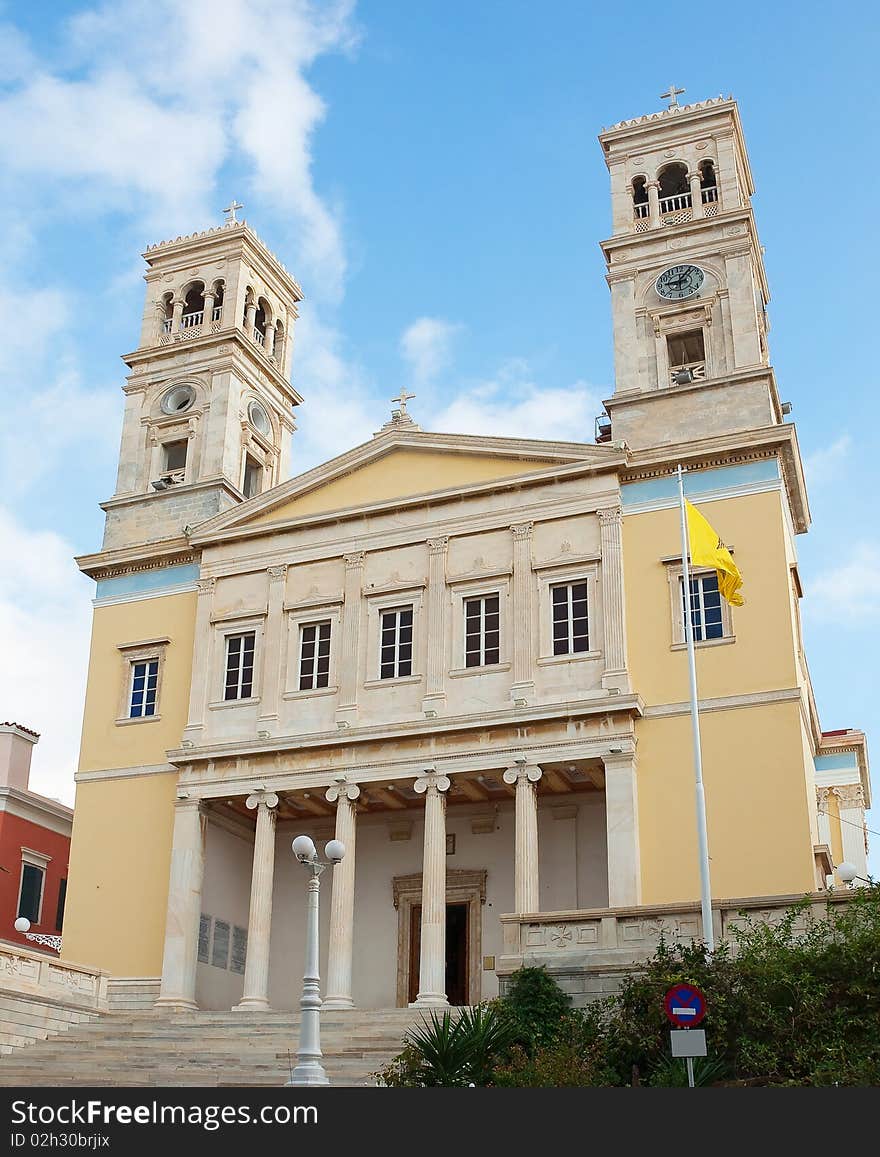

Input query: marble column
[202,289,215,331]
[689,171,704,219]
[244,299,257,339]
[336,552,365,727]
[411,772,451,1007]
[264,318,276,358]
[233,790,279,1010]
[258,565,287,728]
[323,783,360,1009]
[503,762,543,913]
[647,180,660,228]
[510,523,535,705]
[183,579,216,740]
[598,507,631,693]
[170,297,184,335]
[155,798,206,1011]
[603,751,641,907]
[422,537,449,716]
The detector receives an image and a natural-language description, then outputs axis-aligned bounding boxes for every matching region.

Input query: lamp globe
[324,839,346,863]
[292,835,317,862]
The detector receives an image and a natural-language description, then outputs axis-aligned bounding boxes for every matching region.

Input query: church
[60,93,870,1015]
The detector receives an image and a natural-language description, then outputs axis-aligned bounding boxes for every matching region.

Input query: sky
[0,0,877,874]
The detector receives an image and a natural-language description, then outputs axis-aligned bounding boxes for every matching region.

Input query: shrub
[496,966,572,1053]
[375,1004,514,1087]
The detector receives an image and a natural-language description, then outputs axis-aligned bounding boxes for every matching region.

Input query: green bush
[496,965,572,1053]
[375,1004,514,1087]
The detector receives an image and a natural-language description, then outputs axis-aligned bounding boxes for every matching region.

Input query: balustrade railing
[181,311,203,328]
[212,304,223,321]
[701,185,718,204]
[659,192,692,214]
[633,202,649,219]
[253,327,265,346]
[161,318,172,334]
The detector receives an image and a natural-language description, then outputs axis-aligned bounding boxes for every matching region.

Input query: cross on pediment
[223,200,244,223]
[660,84,685,109]
[391,389,416,414]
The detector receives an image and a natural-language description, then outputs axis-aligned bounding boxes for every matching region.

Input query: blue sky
[1,0,877,873]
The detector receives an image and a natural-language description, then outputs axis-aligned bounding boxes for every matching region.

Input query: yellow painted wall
[636,701,816,903]
[62,771,177,974]
[249,449,556,524]
[623,489,798,706]
[79,590,197,772]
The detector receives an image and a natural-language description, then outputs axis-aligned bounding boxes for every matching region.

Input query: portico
[156,737,637,1012]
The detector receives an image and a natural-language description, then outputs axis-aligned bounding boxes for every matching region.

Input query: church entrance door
[408,902,470,1005]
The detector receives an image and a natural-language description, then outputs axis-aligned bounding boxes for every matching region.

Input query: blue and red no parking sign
[664,983,707,1028]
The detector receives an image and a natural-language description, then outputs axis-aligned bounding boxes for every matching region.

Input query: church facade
[61,95,870,1012]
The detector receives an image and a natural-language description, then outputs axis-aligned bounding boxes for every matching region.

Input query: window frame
[447,575,511,677]
[535,561,601,666]
[462,590,502,670]
[364,586,425,686]
[549,578,591,657]
[666,562,735,648]
[298,619,333,691]
[115,637,169,725]
[128,656,160,719]
[17,848,51,925]
[223,630,258,701]
[378,604,415,680]
[282,601,342,699]
[208,614,265,709]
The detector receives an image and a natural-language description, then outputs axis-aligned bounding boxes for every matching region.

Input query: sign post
[664,984,708,1088]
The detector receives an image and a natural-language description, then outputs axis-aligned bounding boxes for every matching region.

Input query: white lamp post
[287,834,345,1087]
[836,862,872,886]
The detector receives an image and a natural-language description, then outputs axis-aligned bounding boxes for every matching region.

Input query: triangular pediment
[192,426,621,542]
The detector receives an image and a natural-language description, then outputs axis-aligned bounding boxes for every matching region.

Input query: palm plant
[403,1004,514,1087]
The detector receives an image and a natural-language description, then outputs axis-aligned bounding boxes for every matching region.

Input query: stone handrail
[497,891,852,978]
[0,939,109,1012]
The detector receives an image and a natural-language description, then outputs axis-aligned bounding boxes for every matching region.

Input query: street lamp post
[836,862,873,886]
[287,834,345,1087]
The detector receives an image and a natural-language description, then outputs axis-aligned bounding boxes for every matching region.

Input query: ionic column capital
[597,506,623,528]
[414,771,451,796]
[834,784,865,809]
[196,578,216,595]
[267,565,288,582]
[343,551,366,569]
[510,522,534,541]
[325,782,361,804]
[245,788,279,811]
[427,536,449,555]
[503,764,542,786]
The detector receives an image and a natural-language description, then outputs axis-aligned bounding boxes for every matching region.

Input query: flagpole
[677,464,715,952]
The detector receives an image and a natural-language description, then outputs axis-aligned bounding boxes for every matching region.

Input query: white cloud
[803,435,852,488]
[0,508,92,805]
[400,317,463,386]
[807,543,880,624]
[429,359,605,443]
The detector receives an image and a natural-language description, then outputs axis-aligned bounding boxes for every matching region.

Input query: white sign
[670,1029,707,1058]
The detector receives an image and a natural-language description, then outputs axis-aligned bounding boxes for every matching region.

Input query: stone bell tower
[101,209,303,553]
[597,90,785,450]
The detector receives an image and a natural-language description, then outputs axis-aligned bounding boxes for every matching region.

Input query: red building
[0,723,73,952]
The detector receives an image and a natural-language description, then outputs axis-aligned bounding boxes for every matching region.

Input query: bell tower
[597,92,784,450]
[102,211,303,552]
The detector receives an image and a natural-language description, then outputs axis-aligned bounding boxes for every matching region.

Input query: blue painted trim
[814,753,858,772]
[621,460,780,508]
[96,563,200,600]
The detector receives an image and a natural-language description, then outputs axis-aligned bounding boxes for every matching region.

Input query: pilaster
[422,537,449,717]
[597,507,631,694]
[510,523,535,705]
[603,751,641,907]
[336,552,365,728]
[258,565,287,729]
[183,579,216,741]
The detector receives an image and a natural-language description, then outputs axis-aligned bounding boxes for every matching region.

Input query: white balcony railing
[181,311,203,328]
[633,202,649,219]
[659,192,692,214]
[161,318,172,334]
[701,185,718,204]
[252,327,265,346]
[212,304,223,321]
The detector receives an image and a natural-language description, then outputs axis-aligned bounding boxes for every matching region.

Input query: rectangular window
[129,658,159,718]
[55,878,67,933]
[243,455,263,498]
[667,329,705,369]
[551,581,590,655]
[464,593,500,667]
[299,621,331,690]
[18,863,44,923]
[211,919,230,969]
[163,439,188,472]
[380,606,413,679]
[681,572,724,642]
[224,632,256,700]
[198,914,212,964]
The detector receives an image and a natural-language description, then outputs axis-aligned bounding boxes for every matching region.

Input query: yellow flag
[685,500,744,606]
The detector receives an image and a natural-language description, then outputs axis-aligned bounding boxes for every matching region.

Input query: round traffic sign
[664,983,707,1028]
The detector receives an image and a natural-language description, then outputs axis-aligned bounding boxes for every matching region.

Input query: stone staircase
[0,1009,424,1087]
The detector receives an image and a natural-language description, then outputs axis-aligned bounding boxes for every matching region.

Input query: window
[55,878,67,933]
[18,863,44,923]
[129,658,159,718]
[225,632,256,700]
[464,593,500,667]
[551,581,589,655]
[243,455,263,498]
[299,621,331,690]
[667,329,705,369]
[163,439,188,472]
[681,572,724,642]
[380,606,413,679]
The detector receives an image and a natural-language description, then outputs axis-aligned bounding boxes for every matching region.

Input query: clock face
[655,264,705,301]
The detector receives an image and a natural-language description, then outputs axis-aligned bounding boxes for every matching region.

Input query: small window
[55,878,67,933]
[225,632,256,700]
[18,863,44,923]
[681,573,724,642]
[299,621,331,690]
[163,439,188,472]
[243,455,263,498]
[129,658,159,718]
[248,400,272,437]
[160,384,196,415]
[464,593,500,668]
[380,606,413,679]
[552,581,589,655]
[667,329,705,369]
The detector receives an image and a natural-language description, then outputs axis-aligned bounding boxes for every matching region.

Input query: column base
[153,997,199,1013]
[321,996,355,1010]
[287,1063,329,1087]
[232,996,271,1011]
[601,670,631,693]
[409,993,449,1009]
[510,681,535,708]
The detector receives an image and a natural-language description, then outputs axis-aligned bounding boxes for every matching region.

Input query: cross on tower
[391,389,416,414]
[223,200,244,223]
[660,84,686,109]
